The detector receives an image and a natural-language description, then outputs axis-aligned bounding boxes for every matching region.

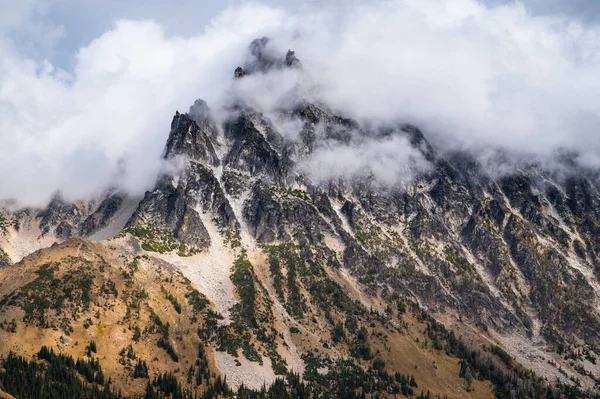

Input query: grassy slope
[0,239,213,397]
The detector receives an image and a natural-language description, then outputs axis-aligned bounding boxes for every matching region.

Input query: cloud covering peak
[1,0,600,205]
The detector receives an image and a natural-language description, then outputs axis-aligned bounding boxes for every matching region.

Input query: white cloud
[0,4,285,205]
[1,0,600,205]
[225,0,600,183]
[288,1,600,158]
[298,134,430,186]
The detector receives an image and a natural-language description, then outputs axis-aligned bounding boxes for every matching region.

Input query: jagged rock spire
[234,66,246,79]
[233,37,302,78]
[284,50,301,69]
[163,99,219,166]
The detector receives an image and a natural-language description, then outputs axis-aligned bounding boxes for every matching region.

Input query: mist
[1,0,600,206]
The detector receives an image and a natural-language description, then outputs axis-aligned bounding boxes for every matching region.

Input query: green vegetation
[214,217,242,248]
[118,344,136,365]
[124,222,199,256]
[99,279,118,298]
[350,326,372,360]
[0,347,122,399]
[197,253,287,374]
[2,335,592,399]
[0,259,102,334]
[0,246,10,265]
[419,310,596,399]
[0,318,17,332]
[180,275,210,319]
[302,352,417,397]
[354,221,404,255]
[150,311,178,362]
[161,286,182,314]
[0,213,9,233]
[121,287,148,323]
[87,341,97,356]
[285,251,305,318]
[268,184,313,203]
[266,244,307,317]
[132,325,142,342]
[444,247,489,293]
[133,359,149,378]
[331,322,345,343]
[230,252,257,327]
[186,288,209,315]
[213,250,263,360]
[266,243,364,320]
[124,223,178,253]
[186,344,211,387]
[265,243,375,364]
[268,248,285,302]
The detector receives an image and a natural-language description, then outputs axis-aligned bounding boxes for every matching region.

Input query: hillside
[0,238,499,398]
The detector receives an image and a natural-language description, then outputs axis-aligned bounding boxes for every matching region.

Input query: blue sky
[4,0,600,69]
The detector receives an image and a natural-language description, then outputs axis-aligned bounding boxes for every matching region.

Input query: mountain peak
[233,37,302,78]
[163,100,219,166]
[284,49,301,69]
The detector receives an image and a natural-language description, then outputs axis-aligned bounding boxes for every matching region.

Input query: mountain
[1,38,600,398]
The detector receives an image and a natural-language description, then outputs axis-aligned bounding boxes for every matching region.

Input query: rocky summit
[1,40,600,399]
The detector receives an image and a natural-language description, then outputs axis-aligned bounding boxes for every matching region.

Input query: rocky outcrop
[243,181,333,244]
[79,193,126,237]
[237,37,303,76]
[224,113,290,183]
[36,195,89,238]
[127,172,211,249]
[163,106,219,165]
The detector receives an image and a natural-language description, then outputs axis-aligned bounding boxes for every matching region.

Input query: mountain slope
[1,38,600,397]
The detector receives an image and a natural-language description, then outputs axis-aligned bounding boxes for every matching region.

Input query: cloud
[287,0,600,160]
[222,0,600,183]
[1,0,600,205]
[298,133,431,186]
[0,4,285,206]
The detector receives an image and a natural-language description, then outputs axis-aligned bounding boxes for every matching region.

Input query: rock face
[126,99,239,251]
[79,193,126,237]
[224,113,291,183]
[0,191,139,261]
[36,195,88,239]
[125,39,600,356]
[163,105,219,165]
[1,38,600,395]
